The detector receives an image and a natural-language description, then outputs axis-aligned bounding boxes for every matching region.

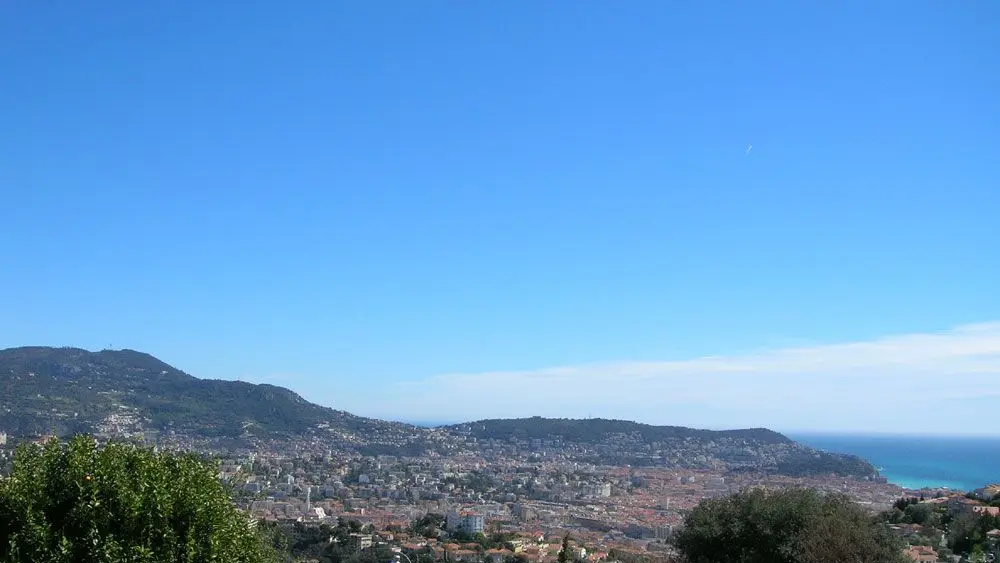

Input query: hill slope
[448,416,792,444]
[0,346,429,452]
[0,347,878,477]
[447,417,877,477]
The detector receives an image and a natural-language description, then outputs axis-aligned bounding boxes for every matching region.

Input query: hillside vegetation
[2,347,876,477]
[0,347,419,446]
[449,416,792,444]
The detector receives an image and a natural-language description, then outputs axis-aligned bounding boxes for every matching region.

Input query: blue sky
[1,1,998,435]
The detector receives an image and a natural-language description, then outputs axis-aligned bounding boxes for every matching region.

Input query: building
[486,549,514,563]
[347,533,373,553]
[625,524,655,539]
[903,545,937,562]
[584,483,612,497]
[706,477,727,490]
[974,484,1000,501]
[973,505,1000,517]
[512,504,537,522]
[947,495,985,515]
[447,510,485,535]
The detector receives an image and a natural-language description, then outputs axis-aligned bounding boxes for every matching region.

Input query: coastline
[790,433,1000,494]
[888,474,974,492]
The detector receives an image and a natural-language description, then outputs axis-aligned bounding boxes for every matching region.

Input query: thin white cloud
[356,322,1000,435]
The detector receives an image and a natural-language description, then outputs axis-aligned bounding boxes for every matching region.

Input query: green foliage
[410,513,445,539]
[885,498,937,526]
[462,472,496,492]
[0,435,270,563]
[947,513,1000,555]
[773,451,877,478]
[605,548,663,563]
[903,503,934,525]
[673,488,906,563]
[0,347,427,454]
[557,534,570,563]
[893,497,920,511]
[258,519,395,563]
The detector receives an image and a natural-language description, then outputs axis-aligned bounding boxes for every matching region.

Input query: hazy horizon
[390,416,1000,437]
[396,418,1000,439]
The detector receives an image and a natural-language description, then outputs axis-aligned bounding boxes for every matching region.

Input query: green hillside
[0,346,413,444]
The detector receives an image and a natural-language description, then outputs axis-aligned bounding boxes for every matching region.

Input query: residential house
[947,495,987,516]
[487,549,514,563]
[347,533,373,553]
[889,525,919,540]
[974,484,1000,501]
[903,545,937,562]
[972,505,1000,517]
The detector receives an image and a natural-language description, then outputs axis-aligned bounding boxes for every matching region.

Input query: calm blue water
[791,434,1000,492]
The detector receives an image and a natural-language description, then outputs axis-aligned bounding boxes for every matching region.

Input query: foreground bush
[0,435,271,563]
[673,487,906,563]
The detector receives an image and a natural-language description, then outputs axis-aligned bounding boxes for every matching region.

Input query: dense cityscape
[4,417,999,562]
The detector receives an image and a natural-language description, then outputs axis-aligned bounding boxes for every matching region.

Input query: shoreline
[883,473,977,493]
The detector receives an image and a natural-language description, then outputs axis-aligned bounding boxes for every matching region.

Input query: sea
[791,434,1000,492]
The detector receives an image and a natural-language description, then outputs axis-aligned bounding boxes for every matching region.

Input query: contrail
[745,144,753,155]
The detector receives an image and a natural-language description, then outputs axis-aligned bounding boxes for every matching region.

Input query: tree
[892,497,919,511]
[947,513,1000,555]
[558,534,571,563]
[410,513,444,539]
[903,503,933,525]
[673,488,906,563]
[0,435,271,563]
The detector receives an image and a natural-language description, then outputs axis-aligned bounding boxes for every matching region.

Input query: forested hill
[447,416,793,445]
[0,346,425,451]
[1,347,878,478]
[446,417,877,478]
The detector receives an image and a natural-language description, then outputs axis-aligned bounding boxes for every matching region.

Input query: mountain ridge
[447,416,792,444]
[0,346,878,478]
[0,346,426,452]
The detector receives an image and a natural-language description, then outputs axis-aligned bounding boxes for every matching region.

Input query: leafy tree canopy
[673,488,906,563]
[947,512,1000,555]
[558,533,571,563]
[0,435,271,563]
